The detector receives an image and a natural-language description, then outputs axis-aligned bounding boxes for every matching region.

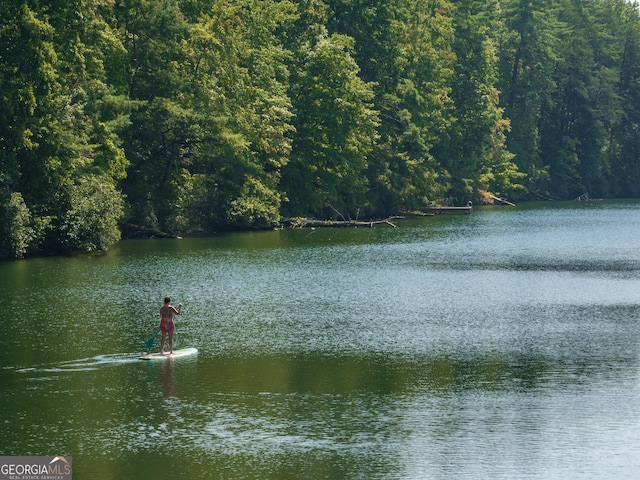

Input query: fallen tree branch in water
[280,216,405,228]
[120,223,182,239]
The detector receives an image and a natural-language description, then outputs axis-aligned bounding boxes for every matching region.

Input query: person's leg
[168,329,174,354]
[160,330,167,354]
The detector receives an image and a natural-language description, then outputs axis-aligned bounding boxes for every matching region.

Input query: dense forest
[1,0,640,258]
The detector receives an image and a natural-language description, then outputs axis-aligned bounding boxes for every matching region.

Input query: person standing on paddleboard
[160,295,182,354]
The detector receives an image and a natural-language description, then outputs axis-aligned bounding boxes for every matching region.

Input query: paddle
[145,329,160,352]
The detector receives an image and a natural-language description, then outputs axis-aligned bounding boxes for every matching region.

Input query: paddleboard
[140,347,198,361]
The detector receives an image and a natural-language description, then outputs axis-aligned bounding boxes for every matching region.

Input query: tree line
[1,0,639,259]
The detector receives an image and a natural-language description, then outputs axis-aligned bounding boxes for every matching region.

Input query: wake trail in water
[15,352,143,376]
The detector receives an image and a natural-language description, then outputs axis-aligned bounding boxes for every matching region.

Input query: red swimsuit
[159,310,175,331]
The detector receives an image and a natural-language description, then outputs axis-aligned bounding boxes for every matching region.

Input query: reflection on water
[1,201,640,479]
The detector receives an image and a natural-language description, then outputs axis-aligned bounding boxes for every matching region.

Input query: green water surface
[2,201,640,479]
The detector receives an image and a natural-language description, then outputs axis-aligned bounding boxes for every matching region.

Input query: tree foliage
[0,0,129,258]
[1,0,640,258]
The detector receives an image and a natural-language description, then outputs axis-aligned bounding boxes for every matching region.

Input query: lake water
[2,201,640,479]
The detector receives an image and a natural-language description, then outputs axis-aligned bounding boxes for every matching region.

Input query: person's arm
[171,303,182,315]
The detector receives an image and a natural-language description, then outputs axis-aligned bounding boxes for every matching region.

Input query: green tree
[326,0,460,212]
[538,0,627,198]
[435,0,524,201]
[0,190,36,260]
[497,0,562,196]
[118,0,295,231]
[0,0,128,256]
[114,0,191,229]
[0,1,60,255]
[61,174,124,251]
[281,28,379,218]
[612,0,640,197]
[378,0,458,210]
